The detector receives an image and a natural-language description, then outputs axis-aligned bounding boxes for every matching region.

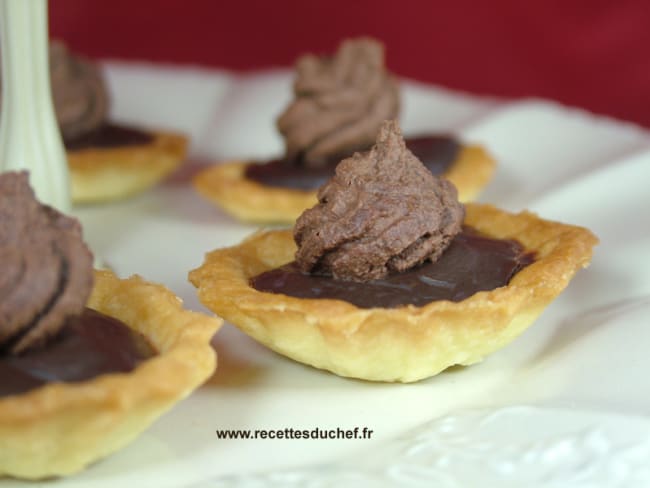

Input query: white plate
[3,65,650,488]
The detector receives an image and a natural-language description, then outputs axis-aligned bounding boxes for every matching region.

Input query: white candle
[0,0,70,212]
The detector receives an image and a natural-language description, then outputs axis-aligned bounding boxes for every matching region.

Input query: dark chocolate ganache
[251,228,535,308]
[64,123,153,151]
[0,308,156,398]
[245,135,460,190]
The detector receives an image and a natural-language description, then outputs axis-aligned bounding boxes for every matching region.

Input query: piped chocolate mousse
[295,120,464,281]
[0,172,155,397]
[0,171,94,353]
[277,37,399,167]
[49,41,153,150]
[245,38,460,189]
[252,121,534,307]
[49,40,110,142]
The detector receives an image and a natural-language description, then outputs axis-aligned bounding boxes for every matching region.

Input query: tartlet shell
[68,129,187,204]
[0,270,222,480]
[193,145,495,223]
[189,204,597,383]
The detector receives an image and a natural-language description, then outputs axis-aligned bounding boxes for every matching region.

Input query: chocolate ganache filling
[245,135,460,191]
[64,123,153,151]
[0,308,156,398]
[252,228,535,308]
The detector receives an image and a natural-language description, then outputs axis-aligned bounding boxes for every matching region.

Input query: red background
[50,0,650,128]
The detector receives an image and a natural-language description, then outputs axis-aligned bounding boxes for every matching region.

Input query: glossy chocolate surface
[245,135,460,190]
[251,229,535,308]
[64,123,153,151]
[0,308,156,398]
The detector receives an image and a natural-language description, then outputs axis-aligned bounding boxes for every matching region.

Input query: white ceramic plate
[4,65,650,488]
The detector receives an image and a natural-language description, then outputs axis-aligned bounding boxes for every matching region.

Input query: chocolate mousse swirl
[49,40,109,141]
[0,172,94,354]
[294,120,464,282]
[277,38,399,168]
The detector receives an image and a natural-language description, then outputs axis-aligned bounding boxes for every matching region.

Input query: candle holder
[0,0,70,212]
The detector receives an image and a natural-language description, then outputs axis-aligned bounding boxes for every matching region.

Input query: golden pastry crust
[192,144,495,223]
[68,129,188,204]
[189,203,597,383]
[0,270,222,480]
[444,145,496,202]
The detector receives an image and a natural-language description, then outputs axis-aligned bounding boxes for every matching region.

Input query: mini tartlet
[0,172,221,479]
[190,203,595,383]
[193,144,494,223]
[0,269,222,480]
[193,38,495,224]
[68,128,188,203]
[46,40,188,204]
